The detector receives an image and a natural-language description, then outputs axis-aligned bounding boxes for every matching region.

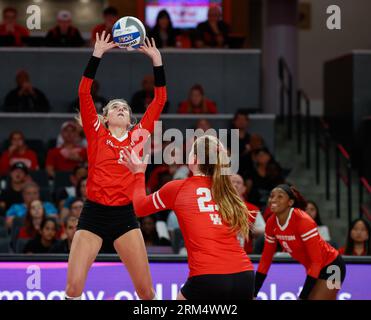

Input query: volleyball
[112,16,146,50]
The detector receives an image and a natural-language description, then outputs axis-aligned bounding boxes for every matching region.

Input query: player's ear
[288,199,295,207]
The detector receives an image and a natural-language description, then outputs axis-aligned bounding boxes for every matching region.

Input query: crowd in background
[0,6,234,49]
[0,108,369,256]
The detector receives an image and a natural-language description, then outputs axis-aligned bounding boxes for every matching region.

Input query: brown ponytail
[194,135,250,238]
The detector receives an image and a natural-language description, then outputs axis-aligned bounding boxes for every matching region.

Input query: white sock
[64,294,81,300]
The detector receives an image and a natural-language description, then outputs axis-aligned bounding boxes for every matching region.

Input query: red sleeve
[132,172,183,217]
[0,151,10,176]
[257,216,277,275]
[28,150,39,170]
[46,148,57,168]
[297,212,323,278]
[78,76,103,140]
[338,247,345,255]
[78,147,87,162]
[134,86,167,134]
[206,100,218,113]
[177,101,188,114]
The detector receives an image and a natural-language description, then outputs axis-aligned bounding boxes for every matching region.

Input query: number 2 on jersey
[196,188,218,212]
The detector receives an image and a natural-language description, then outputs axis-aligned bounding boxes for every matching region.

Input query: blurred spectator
[56,164,88,206]
[195,6,229,48]
[131,75,155,113]
[91,6,118,45]
[60,176,87,220]
[0,7,29,46]
[178,84,217,114]
[70,80,107,113]
[45,10,84,47]
[230,109,251,157]
[149,10,177,48]
[61,198,84,223]
[0,162,32,212]
[46,121,87,177]
[339,218,371,256]
[247,148,284,207]
[131,75,169,113]
[57,120,87,148]
[195,119,212,132]
[5,182,58,229]
[3,70,50,112]
[50,216,78,253]
[167,211,179,241]
[23,218,58,254]
[68,198,83,219]
[231,174,265,254]
[305,200,331,242]
[17,199,46,239]
[0,131,39,176]
[140,216,171,247]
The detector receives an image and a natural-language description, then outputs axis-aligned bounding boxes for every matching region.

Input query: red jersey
[258,208,338,278]
[0,23,29,46]
[177,99,218,114]
[243,201,260,254]
[46,146,87,172]
[79,76,167,206]
[0,149,39,175]
[338,246,367,256]
[132,173,254,277]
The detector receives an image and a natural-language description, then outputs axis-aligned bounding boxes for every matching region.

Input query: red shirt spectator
[177,84,217,114]
[90,6,118,45]
[46,121,87,176]
[0,131,38,176]
[0,7,29,47]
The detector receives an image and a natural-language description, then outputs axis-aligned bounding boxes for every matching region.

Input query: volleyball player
[254,184,346,300]
[121,135,255,300]
[64,31,167,300]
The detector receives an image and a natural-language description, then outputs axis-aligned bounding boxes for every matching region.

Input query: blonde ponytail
[194,135,250,239]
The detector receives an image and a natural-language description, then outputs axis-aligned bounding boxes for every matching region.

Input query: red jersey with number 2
[132,173,254,277]
[79,76,167,206]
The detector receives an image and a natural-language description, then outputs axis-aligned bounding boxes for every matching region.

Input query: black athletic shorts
[318,254,347,283]
[77,199,140,242]
[181,270,255,300]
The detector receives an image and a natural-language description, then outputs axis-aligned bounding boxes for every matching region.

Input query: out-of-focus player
[122,135,255,300]
[254,184,346,300]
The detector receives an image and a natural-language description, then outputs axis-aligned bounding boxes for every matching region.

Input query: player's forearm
[153,65,166,87]
[132,172,156,217]
[83,55,101,80]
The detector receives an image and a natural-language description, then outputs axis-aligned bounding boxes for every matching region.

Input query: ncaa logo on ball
[112,16,146,50]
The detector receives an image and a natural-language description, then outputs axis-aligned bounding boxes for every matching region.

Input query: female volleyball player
[254,185,346,300]
[64,31,167,300]
[122,135,255,300]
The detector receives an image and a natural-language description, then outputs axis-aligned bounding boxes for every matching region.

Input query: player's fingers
[122,148,132,161]
[105,32,111,43]
[101,30,106,40]
[145,37,151,48]
[96,32,99,42]
[151,37,156,48]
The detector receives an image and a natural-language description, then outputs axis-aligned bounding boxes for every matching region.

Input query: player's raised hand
[121,147,150,174]
[93,31,118,58]
[138,37,162,67]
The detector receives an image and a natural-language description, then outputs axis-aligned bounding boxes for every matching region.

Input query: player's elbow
[133,205,147,217]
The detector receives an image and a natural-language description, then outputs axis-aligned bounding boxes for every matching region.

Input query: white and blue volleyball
[112,16,146,50]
